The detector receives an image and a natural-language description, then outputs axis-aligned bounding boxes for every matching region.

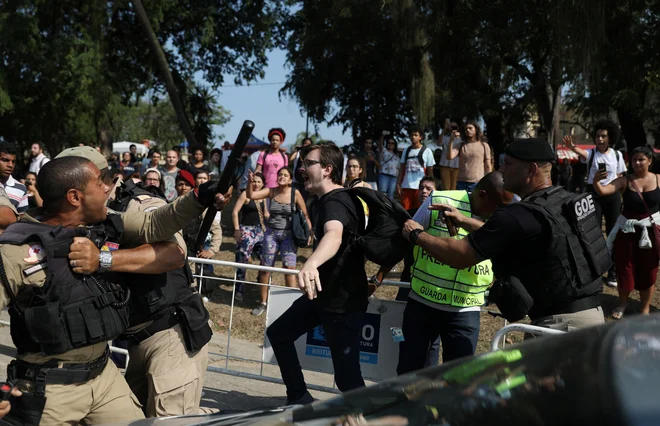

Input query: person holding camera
[378,134,400,199]
[439,120,461,190]
[23,172,43,209]
[563,119,627,287]
[356,139,380,190]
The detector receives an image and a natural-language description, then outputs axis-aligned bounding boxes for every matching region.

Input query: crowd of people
[0,115,655,422]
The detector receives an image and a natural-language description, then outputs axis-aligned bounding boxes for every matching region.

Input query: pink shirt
[257,150,289,188]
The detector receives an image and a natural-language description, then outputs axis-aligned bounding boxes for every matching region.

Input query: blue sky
[211,48,348,150]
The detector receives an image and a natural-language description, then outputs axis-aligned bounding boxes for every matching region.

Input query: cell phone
[451,125,459,132]
[598,163,606,172]
[382,130,390,136]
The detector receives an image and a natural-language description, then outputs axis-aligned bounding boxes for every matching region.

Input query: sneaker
[605,278,618,288]
[286,390,315,406]
[251,303,267,316]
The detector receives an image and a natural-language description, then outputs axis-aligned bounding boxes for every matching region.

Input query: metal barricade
[489,323,565,351]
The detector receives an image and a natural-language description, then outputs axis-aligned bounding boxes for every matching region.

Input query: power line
[219,81,286,88]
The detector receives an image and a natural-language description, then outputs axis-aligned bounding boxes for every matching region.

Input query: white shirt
[29,153,50,175]
[400,146,436,189]
[410,193,480,313]
[581,148,627,185]
[2,175,28,213]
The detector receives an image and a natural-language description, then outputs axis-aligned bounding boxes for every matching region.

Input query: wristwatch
[98,251,113,273]
[409,229,423,246]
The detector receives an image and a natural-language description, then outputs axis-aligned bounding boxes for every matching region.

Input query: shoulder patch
[136,195,151,201]
[23,244,46,264]
[143,206,159,213]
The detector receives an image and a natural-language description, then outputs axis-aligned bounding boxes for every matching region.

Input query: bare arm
[446,135,460,160]
[402,220,479,270]
[111,241,185,273]
[245,171,271,200]
[232,191,247,230]
[484,143,493,173]
[297,221,344,299]
[563,135,588,160]
[593,172,626,196]
[0,206,17,232]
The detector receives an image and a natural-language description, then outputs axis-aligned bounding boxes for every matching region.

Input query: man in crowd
[161,150,180,202]
[397,126,436,210]
[140,149,161,176]
[402,138,606,332]
[267,142,367,404]
[0,142,28,214]
[0,152,231,425]
[398,172,513,374]
[28,143,50,175]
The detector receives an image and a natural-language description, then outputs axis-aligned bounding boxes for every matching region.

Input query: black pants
[266,296,366,401]
[397,299,480,375]
[588,187,622,277]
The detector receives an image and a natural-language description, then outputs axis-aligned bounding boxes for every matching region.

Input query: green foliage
[0,0,286,157]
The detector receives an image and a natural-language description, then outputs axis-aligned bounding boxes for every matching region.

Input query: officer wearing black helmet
[403,138,609,330]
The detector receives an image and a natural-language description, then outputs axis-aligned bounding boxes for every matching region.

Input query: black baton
[194,120,255,251]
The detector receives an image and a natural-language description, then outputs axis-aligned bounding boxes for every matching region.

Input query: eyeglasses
[302,160,322,168]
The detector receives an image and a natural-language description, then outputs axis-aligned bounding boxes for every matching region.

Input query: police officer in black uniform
[402,138,608,330]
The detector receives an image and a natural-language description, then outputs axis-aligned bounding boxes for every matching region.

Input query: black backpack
[332,188,412,267]
[404,146,428,169]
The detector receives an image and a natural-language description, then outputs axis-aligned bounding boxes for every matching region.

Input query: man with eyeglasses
[266,142,368,405]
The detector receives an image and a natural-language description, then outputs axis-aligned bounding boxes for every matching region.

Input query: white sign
[263,287,406,381]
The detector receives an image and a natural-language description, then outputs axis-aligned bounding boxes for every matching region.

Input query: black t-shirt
[468,203,551,277]
[312,188,368,313]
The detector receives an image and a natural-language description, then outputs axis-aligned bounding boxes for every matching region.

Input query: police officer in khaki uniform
[0,153,231,425]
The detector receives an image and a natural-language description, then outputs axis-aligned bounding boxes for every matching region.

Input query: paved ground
[0,310,337,412]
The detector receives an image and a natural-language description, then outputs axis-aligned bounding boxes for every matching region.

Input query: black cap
[504,138,555,162]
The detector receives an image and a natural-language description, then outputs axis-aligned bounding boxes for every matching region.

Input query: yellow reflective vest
[410,190,493,308]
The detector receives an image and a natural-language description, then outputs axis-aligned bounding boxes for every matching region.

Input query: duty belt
[123,308,180,344]
[7,346,110,394]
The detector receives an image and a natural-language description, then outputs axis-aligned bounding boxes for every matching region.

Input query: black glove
[194,180,219,207]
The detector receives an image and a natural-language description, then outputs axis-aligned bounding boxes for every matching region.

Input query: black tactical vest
[501,187,608,319]
[0,221,130,355]
[108,180,193,327]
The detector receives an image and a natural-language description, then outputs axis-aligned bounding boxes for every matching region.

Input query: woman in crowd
[564,119,627,287]
[209,148,222,180]
[232,172,267,301]
[246,167,312,316]
[290,137,313,201]
[378,137,400,198]
[142,167,165,195]
[345,156,373,189]
[256,128,289,189]
[593,146,659,319]
[188,146,209,176]
[24,172,43,209]
[120,151,136,178]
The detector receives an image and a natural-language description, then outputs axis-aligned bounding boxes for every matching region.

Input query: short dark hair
[474,171,505,194]
[303,141,344,185]
[38,157,95,214]
[0,142,17,156]
[194,169,210,179]
[172,146,181,152]
[592,119,620,146]
[419,176,438,189]
[408,125,422,136]
[151,149,160,157]
[129,144,136,149]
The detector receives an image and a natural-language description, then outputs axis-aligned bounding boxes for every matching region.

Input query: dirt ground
[200,195,660,358]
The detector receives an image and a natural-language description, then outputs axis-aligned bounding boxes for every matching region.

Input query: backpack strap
[290,187,296,213]
[587,149,596,178]
[417,146,426,169]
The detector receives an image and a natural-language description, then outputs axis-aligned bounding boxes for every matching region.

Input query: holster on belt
[0,347,109,426]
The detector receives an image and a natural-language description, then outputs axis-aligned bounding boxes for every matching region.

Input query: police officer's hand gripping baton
[194,120,255,252]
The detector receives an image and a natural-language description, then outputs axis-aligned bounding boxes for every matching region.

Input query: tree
[293,131,322,147]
